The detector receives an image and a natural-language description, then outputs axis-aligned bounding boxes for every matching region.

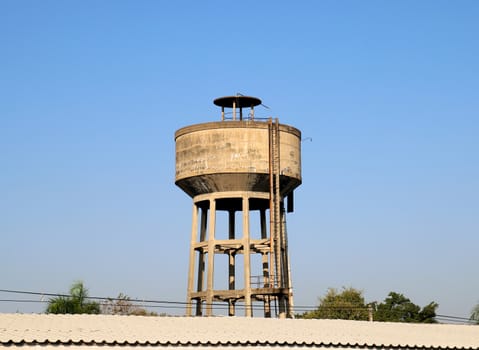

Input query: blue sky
[1,1,478,320]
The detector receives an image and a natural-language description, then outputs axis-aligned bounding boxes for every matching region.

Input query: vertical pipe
[243,196,252,316]
[187,202,199,316]
[206,198,216,316]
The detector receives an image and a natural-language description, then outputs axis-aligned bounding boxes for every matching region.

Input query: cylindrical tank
[175,121,301,197]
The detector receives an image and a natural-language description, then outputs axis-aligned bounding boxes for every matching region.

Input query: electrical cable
[0,288,474,323]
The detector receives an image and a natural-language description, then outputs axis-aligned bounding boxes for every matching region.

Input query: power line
[0,288,475,323]
[0,288,188,306]
[0,299,47,303]
[0,289,287,312]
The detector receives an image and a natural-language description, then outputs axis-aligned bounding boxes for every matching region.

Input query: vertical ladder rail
[268,119,277,289]
[269,118,293,318]
[273,119,282,289]
[273,119,287,318]
[269,118,281,289]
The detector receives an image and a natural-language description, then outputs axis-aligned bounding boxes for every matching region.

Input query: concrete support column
[242,196,252,317]
[186,203,198,316]
[206,199,216,316]
[185,191,293,318]
[195,207,208,316]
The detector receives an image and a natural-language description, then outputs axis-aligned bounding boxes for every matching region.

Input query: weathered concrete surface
[175,121,301,197]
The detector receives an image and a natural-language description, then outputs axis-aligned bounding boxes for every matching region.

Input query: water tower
[175,95,301,318]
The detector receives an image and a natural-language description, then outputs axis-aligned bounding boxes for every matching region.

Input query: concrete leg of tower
[186,203,208,316]
[281,206,295,318]
[185,191,294,318]
[242,196,252,317]
[205,199,216,316]
[278,205,294,319]
[186,203,198,317]
[197,208,208,315]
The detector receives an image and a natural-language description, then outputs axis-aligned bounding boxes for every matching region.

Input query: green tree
[374,292,438,323]
[46,281,100,314]
[470,303,479,324]
[299,287,368,320]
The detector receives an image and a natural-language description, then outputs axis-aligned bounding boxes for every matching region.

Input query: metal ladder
[269,118,281,290]
[269,118,295,318]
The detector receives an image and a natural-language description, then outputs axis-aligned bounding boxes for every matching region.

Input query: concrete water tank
[175,121,301,196]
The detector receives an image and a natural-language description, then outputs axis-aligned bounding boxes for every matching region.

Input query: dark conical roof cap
[214,96,262,108]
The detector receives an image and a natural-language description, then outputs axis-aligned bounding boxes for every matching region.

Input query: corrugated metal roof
[1,314,478,348]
